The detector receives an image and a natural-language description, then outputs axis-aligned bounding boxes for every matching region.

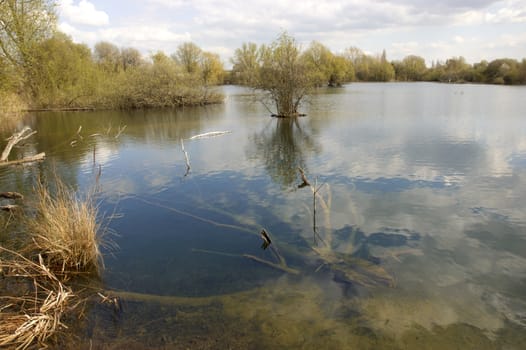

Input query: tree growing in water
[258,33,312,117]
[232,33,313,117]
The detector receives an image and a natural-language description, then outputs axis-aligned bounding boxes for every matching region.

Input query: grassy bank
[0,176,110,349]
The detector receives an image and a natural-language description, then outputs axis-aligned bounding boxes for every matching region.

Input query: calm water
[1,83,526,348]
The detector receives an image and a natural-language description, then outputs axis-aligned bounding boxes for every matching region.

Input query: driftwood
[189,131,231,140]
[0,127,45,166]
[0,152,45,167]
[1,126,36,162]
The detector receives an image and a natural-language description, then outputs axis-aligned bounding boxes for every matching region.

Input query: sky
[57,0,526,66]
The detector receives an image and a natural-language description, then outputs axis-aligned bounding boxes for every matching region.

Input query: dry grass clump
[25,178,107,274]
[0,247,74,349]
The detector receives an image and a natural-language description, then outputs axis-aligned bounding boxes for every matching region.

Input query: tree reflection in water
[248,117,320,188]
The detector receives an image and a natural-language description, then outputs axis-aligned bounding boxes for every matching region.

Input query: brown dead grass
[0,247,73,349]
[25,178,108,274]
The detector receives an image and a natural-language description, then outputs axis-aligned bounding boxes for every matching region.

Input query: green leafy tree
[257,32,313,117]
[230,42,260,85]
[485,58,521,85]
[443,56,471,82]
[393,55,427,81]
[329,55,354,86]
[94,41,121,73]
[173,42,202,75]
[30,32,99,107]
[120,47,143,71]
[200,51,224,85]
[0,0,57,95]
[344,47,370,81]
[302,41,334,87]
[370,50,395,82]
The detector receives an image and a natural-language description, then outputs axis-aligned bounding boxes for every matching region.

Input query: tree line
[0,0,224,114]
[230,40,526,87]
[1,1,525,116]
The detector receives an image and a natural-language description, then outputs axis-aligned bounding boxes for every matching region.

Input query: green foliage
[94,41,121,73]
[200,51,224,85]
[30,33,99,108]
[257,32,312,117]
[0,0,57,101]
[302,41,334,87]
[172,42,225,85]
[2,6,526,114]
[423,57,526,85]
[104,51,222,109]
[173,42,202,75]
[231,42,260,85]
[301,41,354,87]
[393,55,427,81]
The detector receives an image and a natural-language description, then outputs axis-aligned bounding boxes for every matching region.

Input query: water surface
[1,83,525,348]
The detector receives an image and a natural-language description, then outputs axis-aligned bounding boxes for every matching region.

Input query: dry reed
[0,247,73,349]
[25,178,106,274]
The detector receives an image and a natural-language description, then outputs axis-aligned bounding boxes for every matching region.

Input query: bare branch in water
[181,138,191,175]
[189,131,231,140]
[298,167,311,188]
[260,229,272,249]
[1,126,36,161]
[115,125,127,139]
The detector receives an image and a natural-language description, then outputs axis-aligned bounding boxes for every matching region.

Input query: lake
[1,83,525,348]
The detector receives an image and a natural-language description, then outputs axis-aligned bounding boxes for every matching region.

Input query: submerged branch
[243,254,300,275]
[114,125,127,139]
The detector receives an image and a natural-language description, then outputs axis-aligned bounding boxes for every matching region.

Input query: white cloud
[485,0,526,23]
[100,26,191,44]
[58,0,109,27]
[56,0,526,63]
[454,35,465,43]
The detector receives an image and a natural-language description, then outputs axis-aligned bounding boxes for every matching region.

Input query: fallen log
[0,152,46,167]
